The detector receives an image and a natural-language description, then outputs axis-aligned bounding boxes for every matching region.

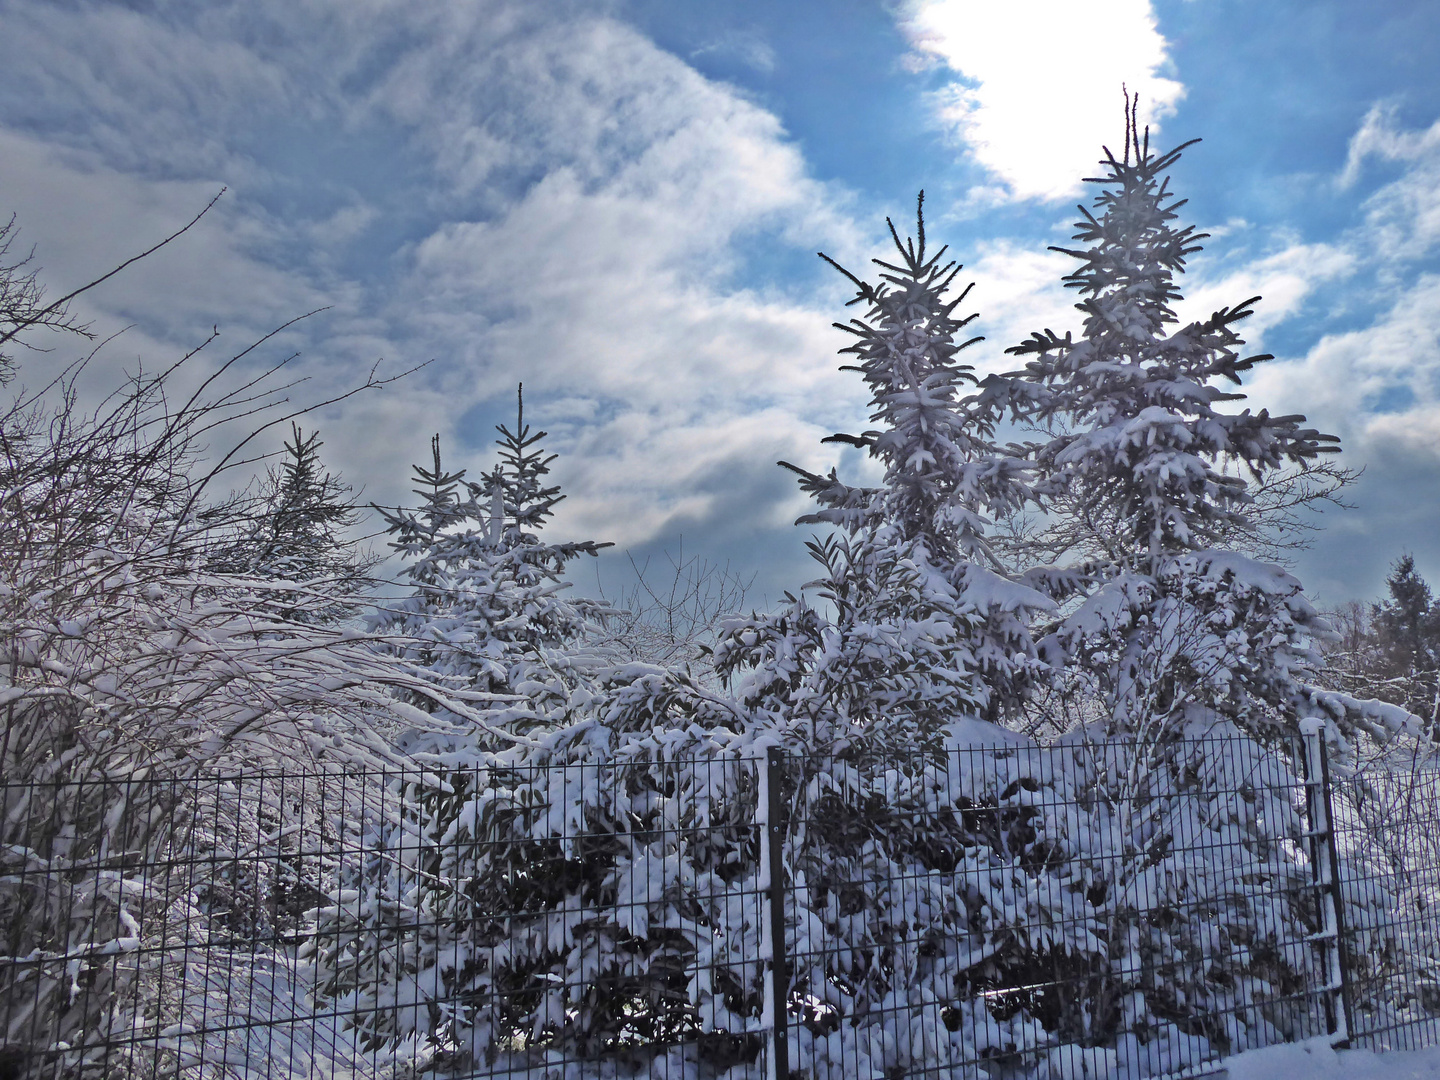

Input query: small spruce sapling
[210,423,375,622]
[322,389,617,1051]
[370,385,611,745]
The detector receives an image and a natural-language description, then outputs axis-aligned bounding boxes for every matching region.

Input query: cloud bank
[0,0,879,592]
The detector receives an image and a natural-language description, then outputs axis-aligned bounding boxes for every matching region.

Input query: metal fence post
[1300,718,1355,1047]
[763,746,790,1080]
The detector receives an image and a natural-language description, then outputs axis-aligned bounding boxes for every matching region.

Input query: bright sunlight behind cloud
[898,0,1184,203]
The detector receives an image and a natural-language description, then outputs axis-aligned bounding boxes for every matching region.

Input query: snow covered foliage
[983,105,1394,747]
[0,768,393,1079]
[304,196,1341,1080]
[310,727,773,1075]
[1341,556,1440,731]
[0,333,516,1070]
[717,197,1052,739]
[312,395,659,1064]
[782,724,1331,1078]
[308,719,1337,1080]
[1322,736,1440,1040]
[0,352,451,786]
[207,422,377,623]
[370,386,611,748]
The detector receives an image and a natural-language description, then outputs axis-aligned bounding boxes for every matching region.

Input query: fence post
[763,746,790,1080]
[1300,718,1354,1047]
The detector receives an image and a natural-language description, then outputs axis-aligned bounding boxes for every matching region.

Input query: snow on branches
[721,196,1052,740]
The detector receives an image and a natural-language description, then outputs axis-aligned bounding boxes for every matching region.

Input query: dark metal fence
[1327,733,1440,1053]
[3,728,1439,1079]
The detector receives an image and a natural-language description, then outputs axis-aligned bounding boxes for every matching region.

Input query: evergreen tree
[716,196,1051,742]
[1369,555,1440,728]
[370,385,610,744]
[315,186,1367,1079]
[1001,101,1341,742]
[320,388,618,1051]
[211,423,375,621]
[974,105,1365,1056]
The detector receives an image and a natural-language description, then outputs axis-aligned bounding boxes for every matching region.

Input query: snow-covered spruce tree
[207,422,376,622]
[315,388,632,1052]
[715,194,1051,746]
[695,203,1140,1078]
[985,107,1401,1059]
[1366,555,1440,729]
[998,104,1417,747]
[368,386,611,748]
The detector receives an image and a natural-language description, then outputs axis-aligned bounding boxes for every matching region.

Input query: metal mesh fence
[1328,739,1440,1053]
[0,730,1432,1079]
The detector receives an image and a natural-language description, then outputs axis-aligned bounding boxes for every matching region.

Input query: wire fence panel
[775,734,1331,1080]
[1328,740,1440,1053]
[2,732,1439,1079]
[0,768,397,1079]
[309,755,775,1080]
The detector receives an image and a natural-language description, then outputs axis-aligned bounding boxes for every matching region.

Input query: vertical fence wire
[763,746,790,1080]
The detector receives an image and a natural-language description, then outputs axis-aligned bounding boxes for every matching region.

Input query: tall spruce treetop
[717,201,1049,739]
[797,193,1031,569]
[1000,105,1418,743]
[1007,102,1337,569]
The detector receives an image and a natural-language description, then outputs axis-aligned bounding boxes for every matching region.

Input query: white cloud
[1240,269,1440,601]
[1338,104,1440,262]
[1250,275,1440,450]
[1240,107,1440,450]
[1175,237,1355,345]
[896,0,1185,203]
[0,0,876,582]
[963,241,1077,366]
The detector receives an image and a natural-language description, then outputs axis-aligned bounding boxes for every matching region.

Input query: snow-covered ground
[1222,1038,1440,1079]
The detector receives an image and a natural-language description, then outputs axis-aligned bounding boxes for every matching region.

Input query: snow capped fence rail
[3,732,1440,1080]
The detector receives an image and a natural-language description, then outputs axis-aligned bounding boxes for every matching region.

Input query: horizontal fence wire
[0,732,1436,1080]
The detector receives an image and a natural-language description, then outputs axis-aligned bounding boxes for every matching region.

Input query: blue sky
[3,0,1440,607]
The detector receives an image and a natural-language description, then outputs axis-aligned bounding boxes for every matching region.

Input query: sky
[3,0,1440,608]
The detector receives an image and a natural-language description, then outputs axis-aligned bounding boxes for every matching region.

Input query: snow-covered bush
[0,316,512,1073]
[311,724,772,1075]
[781,722,1333,1078]
[310,718,1338,1079]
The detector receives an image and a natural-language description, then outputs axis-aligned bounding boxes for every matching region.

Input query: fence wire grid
[3,729,1439,1080]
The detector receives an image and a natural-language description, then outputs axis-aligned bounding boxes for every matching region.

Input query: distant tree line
[1322,555,1440,732]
